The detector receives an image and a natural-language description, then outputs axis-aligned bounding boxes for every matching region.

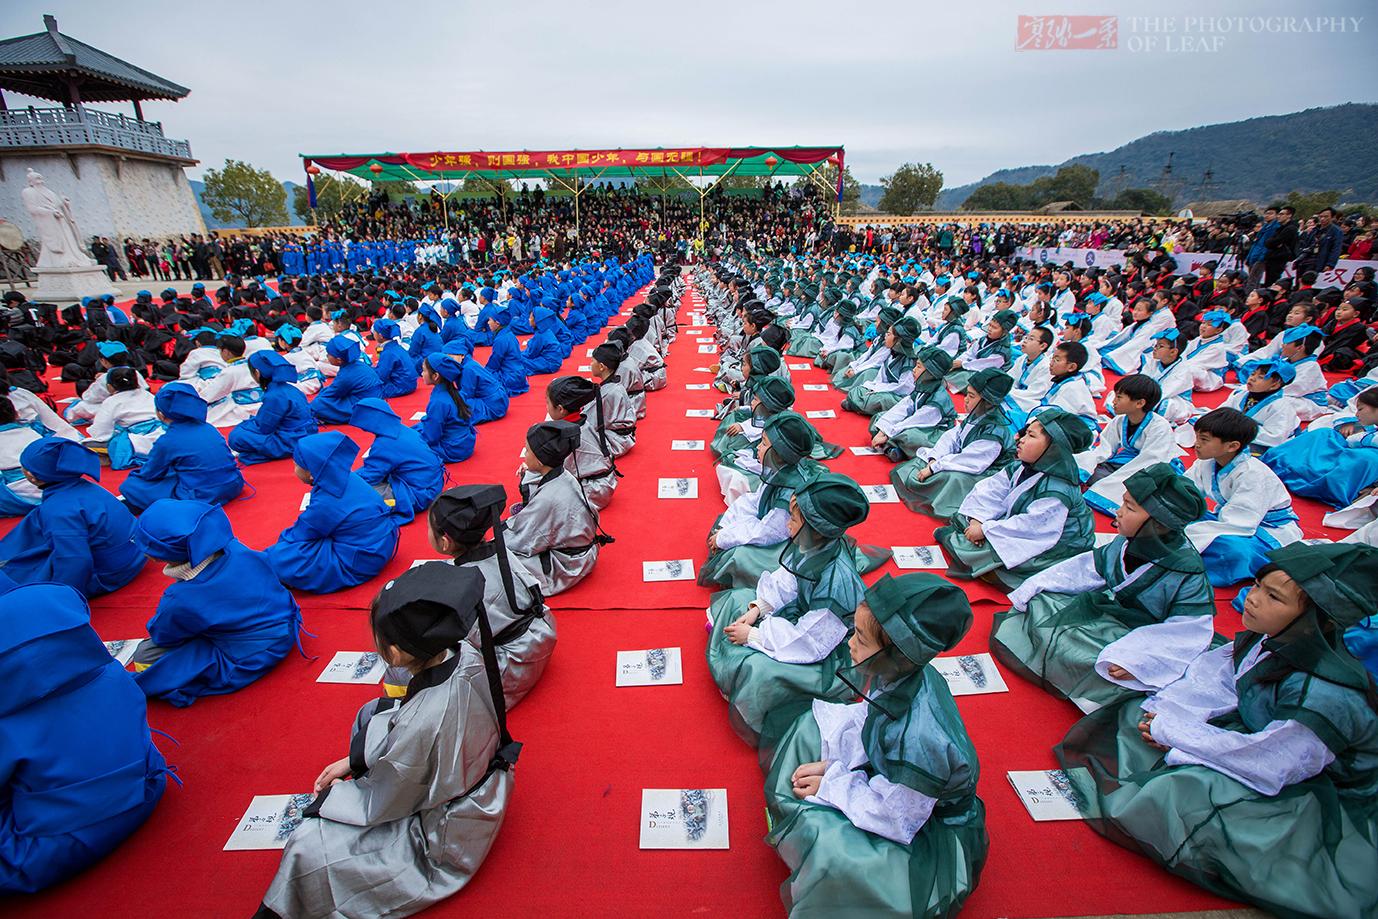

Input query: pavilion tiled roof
[0,16,189,103]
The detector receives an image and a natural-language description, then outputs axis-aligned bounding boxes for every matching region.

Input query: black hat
[371,563,485,661]
[591,342,624,371]
[548,376,596,412]
[527,419,581,466]
[430,483,506,546]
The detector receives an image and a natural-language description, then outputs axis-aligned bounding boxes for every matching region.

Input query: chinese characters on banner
[407,149,723,172]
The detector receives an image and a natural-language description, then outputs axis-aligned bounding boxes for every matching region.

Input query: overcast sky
[3,0,1374,188]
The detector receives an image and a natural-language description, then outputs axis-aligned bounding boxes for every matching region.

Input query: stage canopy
[300,146,845,184]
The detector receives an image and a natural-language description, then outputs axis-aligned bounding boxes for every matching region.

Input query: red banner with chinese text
[406,148,730,172]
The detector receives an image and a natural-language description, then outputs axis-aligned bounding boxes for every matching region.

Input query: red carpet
[7,283,1350,917]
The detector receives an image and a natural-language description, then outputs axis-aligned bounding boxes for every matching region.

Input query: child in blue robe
[441,341,509,424]
[521,307,566,374]
[350,398,445,522]
[310,336,383,426]
[129,499,303,706]
[416,354,477,463]
[120,383,245,513]
[371,318,417,398]
[266,431,400,593]
[484,309,530,396]
[408,305,444,376]
[0,583,167,893]
[227,351,318,465]
[0,438,144,596]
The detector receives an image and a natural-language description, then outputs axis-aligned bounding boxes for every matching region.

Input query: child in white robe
[1274,324,1330,421]
[82,368,164,469]
[1218,359,1300,452]
[176,328,227,382]
[1100,292,1175,376]
[0,395,43,516]
[1114,330,1195,425]
[1004,327,1053,426]
[1182,310,1233,393]
[1185,407,1301,586]
[1032,341,1098,433]
[195,335,263,428]
[1081,375,1180,493]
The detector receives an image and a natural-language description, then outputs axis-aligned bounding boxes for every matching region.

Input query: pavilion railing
[0,106,193,159]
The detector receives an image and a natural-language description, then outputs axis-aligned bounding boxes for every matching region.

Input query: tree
[1281,189,1342,219]
[961,181,1035,211]
[1032,164,1100,206]
[292,173,365,224]
[877,162,943,215]
[200,159,289,228]
[1107,187,1173,215]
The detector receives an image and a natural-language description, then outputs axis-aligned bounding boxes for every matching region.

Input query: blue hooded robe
[0,583,167,893]
[309,336,383,425]
[266,432,399,592]
[521,307,567,374]
[485,312,530,396]
[416,354,477,463]
[131,500,302,706]
[120,383,244,512]
[408,305,443,376]
[0,439,145,596]
[227,351,318,465]
[441,342,509,424]
[508,288,536,335]
[371,320,417,398]
[350,399,445,522]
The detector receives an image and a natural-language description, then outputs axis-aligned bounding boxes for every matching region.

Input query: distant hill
[190,179,305,229]
[935,104,1378,209]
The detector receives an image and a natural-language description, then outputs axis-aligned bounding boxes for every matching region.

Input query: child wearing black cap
[505,420,608,595]
[256,563,517,919]
[428,484,556,707]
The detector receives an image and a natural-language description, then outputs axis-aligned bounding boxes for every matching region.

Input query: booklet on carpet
[658,477,699,499]
[685,383,710,390]
[224,794,317,850]
[805,409,836,419]
[849,445,882,456]
[671,440,705,450]
[698,345,717,354]
[643,559,695,582]
[640,788,730,849]
[103,639,142,666]
[788,363,811,370]
[933,653,1009,695]
[1007,770,1090,822]
[802,383,829,391]
[685,409,715,418]
[891,545,947,569]
[861,484,899,503]
[616,648,684,686]
[317,651,387,684]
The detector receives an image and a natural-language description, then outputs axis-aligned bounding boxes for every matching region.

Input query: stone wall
[0,152,207,250]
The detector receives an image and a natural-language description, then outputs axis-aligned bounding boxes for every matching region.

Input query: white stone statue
[21,169,97,269]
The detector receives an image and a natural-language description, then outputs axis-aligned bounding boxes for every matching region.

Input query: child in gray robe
[505,419,609,596]
[257,563,518,919]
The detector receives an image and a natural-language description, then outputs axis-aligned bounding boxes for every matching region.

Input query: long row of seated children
[0,260,682,910]
[687,259,1378,919]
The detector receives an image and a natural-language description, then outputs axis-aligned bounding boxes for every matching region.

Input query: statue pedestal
[32,264,117,303]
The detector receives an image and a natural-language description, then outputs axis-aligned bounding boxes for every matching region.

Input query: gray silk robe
[504,468,601,596]
[262,645,511,918]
